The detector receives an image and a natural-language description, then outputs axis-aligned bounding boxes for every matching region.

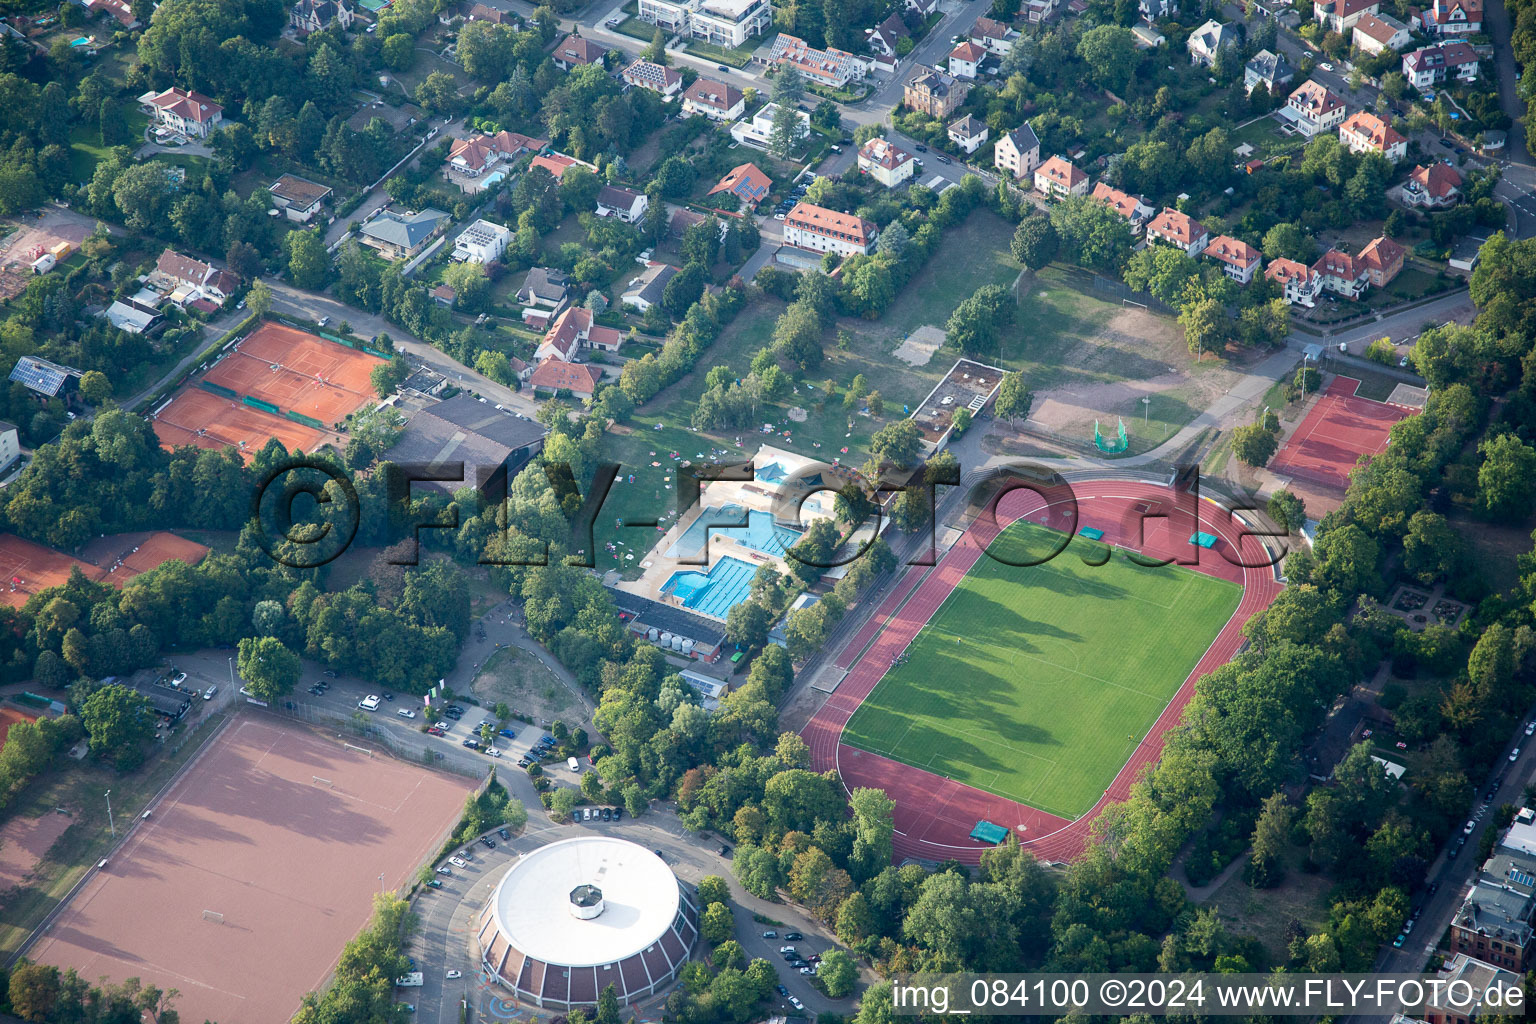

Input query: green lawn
[683,32,768,68]
[841,521,1240,818]
[67,110,148,184]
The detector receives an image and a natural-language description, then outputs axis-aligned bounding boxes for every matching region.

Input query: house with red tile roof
[528,152,593,182]
[1312,248,1369,299]
[1352,11,1411,53]
[446,130,548,188]
[1203,235,1263,284]
[784,202,878,256]
[138,88,223,139]
[1416,0,1481,35]
[1314,0,1379,33]
[1146,208,1209,255]
[536,307,627,365]
[948,40,986,78]
[1285,80,1348,136]
[553,33,608,69]
[1402,162,1463,207]
[1358,235,1406,286]
[529,359,604,399]
[858,137,916,188]
[1034,156,1089,199]
[708,163,773,207]
[1339,111,1407,161]
[1403,41,1481,87]
[681,78,746,121]
[1090,183,1154,233]
[1266,257,1321,306]
[621,59,684,95]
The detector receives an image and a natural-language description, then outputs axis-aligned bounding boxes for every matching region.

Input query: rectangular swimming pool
[665,504,802,560]
[661,556,760,620]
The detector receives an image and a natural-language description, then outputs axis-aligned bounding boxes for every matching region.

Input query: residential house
[1339,110,1408,161]
[948,114,988,154]
[150,250,238,304]
[79,0,138,29]
[1352,11,1411,53]
[708,162,774,207]
[1284,80,1348,136]
[637,0,692,32]
[1404,954,1521,1024]
[1358,235,1406,286]
[290,0,353,33]
[1203,235,1263,283]
[729,103,810,149]
[994,122,1041,180]
[596,185,649,223]
[8,356,80,400]
[1021,0,1061,24]
[1245,49,1295,94]
[536,306,627,362]
[446,130,547,185]
[969,16,1017,54]
[1187,19,1236,68]
[1266,257,1321,306]
[1312,248,1369,298]
[622,59,684,95]
[1090,182,1154,233]
[103,300,162,335]
[1314,0,1379,33]
[358,208,450,260]
[1133,24,1167,46]
[866,12,910,56]
[1146,208,1209,254]
[516,268,572,312]
[1034,155,1089,199]
[906,0,939,15]
[552,33,609,69]
[622,263,681,311]
[138,88,224,139]
[268,174,333,223]
[529,359,604,399]
[451,219,512,264]
[1403,42,1480,88]
[466,2,514,22]
[528,152,591,181]
[905,66,970,118]
[1416,0,1481,35]
[783,202,878,256]
[948,40,986,78]
[0,420,18,475]
[1139,0,1177,18]
[681,78,746,120]
[759,34,866,89]
[430,284,457,307]
[858,137,917,188]
[1402,161,1463,207]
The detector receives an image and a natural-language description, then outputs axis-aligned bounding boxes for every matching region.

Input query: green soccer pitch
[840,521,1242,819]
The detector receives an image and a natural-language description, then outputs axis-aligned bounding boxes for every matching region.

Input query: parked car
[397,708,416,719]
[784,932,803,941]
[480,837,495,849]
[499,728,518,739]
[779,946,796,954]
[1464,819,1476,834]
[776,984,789,996]
[435,865,452,875]
[762,931,777,939]
[427,726,446,737]
[485,747,501,758]
[426,879,442,888]
[1526,721,1534,736]
[497,827,510,841]
[1319,61,1334,71]
[613,808,622,821]
[449,856,467,868]
[322,669,338,677]
[914,144,928,152]
[1393,933,1405,948]
[462,739,481,750]
[446,970,461,979]
[1511,747,1522,761]
[717,64,730,72]
[203,685,217,700]
[359,694,381,711]
[789,997,804,1011]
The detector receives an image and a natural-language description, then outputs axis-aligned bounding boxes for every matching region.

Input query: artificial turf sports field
[840,521,1241,819]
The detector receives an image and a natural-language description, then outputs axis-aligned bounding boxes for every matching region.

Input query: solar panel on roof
[9,358,67,396]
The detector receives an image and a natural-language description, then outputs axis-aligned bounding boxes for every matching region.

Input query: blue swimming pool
[662,556,759,620]
[665,505,802,559]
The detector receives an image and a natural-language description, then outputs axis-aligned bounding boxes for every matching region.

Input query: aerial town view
[0,0,1531,1020]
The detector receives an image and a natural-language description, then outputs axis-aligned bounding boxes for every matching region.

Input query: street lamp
[105,789,115,839]
[1142,395,1151,426]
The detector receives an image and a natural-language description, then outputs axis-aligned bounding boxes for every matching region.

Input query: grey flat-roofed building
[389,394,548,493]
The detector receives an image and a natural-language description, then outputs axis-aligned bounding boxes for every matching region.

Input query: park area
[28,716,474,1024]
[840,520,1241,819]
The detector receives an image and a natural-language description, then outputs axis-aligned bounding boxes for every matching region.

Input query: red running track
[1268,376,1415,492]
[802,478,1284,865]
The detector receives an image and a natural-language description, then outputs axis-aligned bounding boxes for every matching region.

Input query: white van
[359,694,381,711]
[567,756,580,773]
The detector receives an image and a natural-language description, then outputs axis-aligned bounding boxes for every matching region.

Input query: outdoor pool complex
[665,505,803,559]
[661,557,759,620]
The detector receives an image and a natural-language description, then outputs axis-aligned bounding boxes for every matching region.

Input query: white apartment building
[637,0,771,46]
[452,219,512,264]
[783,202,878,256]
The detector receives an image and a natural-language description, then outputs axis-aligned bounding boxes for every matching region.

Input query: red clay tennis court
[1269,377,1415,492]
[30,716,474,1024]
[0,533,208,608]
[152,387,328,460]
[205,321,384,425]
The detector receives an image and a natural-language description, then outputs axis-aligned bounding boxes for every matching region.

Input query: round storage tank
[659,632,673,647]
[647,627,659,642]
[671,635,683,651]
[681,639,694,655]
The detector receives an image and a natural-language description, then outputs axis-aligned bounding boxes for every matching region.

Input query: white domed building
[476,836,700,1009]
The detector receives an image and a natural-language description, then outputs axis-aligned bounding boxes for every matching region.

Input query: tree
[726,600,772,650]
[1477,433,1536,520]
[1231,423,1279,467]
[662,264,707,318]
[995,371,1032,425]
[8,961,60,1022]
[1010,216,1058,270]
[772,67,805,105]
[643,27,668,64]
[1402,511,1462,584]
[1248,791,1294,888]
[945,284,1015,357]
[78,371,111,405]
[382,32,415,71]
[286,229,330,290]
[416,71,463,115]
[550,786,577,821]
[80,683,155,771]
[1267,490,1306,533]
[1178,296,1230,357]
[701,901,734,945]
[819,949,857,997]
[237,635,300,701]
[246,279,273,317]
[868,420,922,470]
[769,101,803,159]
[1075,25,1136,93]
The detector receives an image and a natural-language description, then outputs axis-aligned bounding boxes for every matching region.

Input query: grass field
[841,521,1240,818]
